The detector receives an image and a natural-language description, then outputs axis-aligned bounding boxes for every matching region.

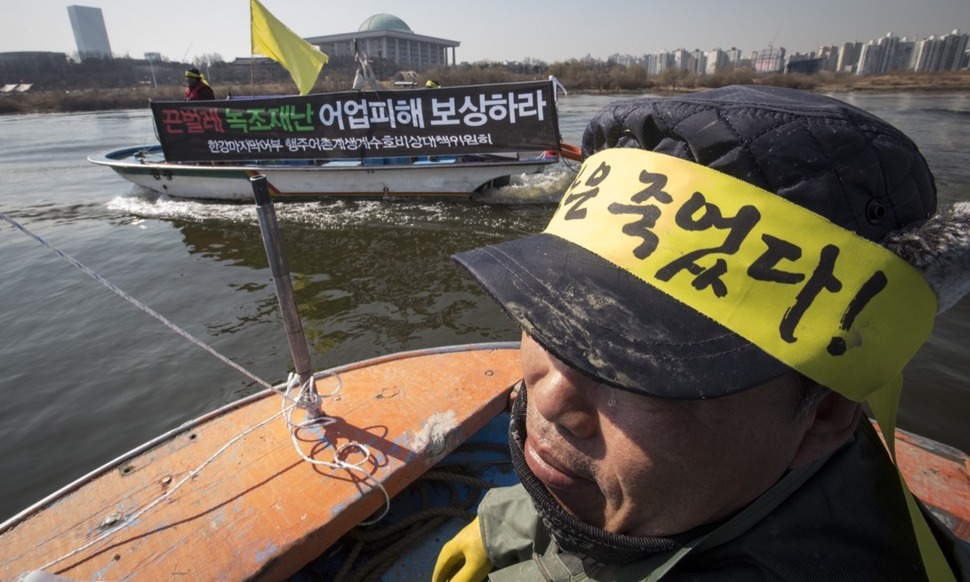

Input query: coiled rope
[276,372,392,528]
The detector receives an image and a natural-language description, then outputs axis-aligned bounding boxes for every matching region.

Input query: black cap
[454,85,937,399]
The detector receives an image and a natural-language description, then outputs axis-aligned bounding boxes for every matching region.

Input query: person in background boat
[184,68,215,101]
[425,79,441,89]
[435,85,970,581]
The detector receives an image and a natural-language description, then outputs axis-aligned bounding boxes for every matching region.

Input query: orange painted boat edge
[0,343,523,582]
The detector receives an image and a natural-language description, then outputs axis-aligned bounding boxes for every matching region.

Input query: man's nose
[530,367,598,440]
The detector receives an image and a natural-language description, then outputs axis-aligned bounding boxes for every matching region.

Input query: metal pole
[250,175,320,410]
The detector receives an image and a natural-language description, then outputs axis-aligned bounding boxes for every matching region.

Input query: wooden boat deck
[0,345,521,581]
[884,425,970,541]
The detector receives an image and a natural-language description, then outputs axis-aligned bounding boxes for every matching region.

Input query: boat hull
[89,145,559,201]
[0,344,522,582]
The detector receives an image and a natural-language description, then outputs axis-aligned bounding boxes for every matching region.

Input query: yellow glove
[432,516,492,582]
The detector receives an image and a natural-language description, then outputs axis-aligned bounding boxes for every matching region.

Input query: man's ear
[789,392,863,469]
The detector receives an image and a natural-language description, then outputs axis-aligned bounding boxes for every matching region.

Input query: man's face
[185,77,198,87]
[520,332,813,537]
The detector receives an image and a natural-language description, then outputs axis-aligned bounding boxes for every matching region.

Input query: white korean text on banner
[151,80,561,162]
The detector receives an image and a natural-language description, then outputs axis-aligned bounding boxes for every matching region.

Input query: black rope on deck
[325,440,513,582]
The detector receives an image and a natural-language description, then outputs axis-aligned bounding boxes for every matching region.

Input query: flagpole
[249,0,255,96]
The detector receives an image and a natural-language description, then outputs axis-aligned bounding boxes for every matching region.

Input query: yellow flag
[250,0,329,95]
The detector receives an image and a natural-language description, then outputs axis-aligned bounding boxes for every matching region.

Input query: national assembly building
[305,14,459,71]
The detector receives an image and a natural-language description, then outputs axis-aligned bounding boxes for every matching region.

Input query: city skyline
[0,0,967,65]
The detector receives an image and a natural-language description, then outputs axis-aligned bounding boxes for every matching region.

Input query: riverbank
[1,72,967,115]
[810,71,970,92]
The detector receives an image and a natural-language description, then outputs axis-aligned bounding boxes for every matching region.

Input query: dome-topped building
[305,14,458,72]
[358,14,412,33]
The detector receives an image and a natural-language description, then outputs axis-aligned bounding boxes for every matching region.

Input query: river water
[0,91,967,522]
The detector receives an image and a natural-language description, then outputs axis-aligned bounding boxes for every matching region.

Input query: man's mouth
[523,436,592,492]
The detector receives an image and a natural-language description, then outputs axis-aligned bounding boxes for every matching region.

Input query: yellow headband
[184,70,203,79]
[545,148,936,400]
[545,148,953,581]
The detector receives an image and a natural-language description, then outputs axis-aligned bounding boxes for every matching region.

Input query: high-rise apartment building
[816,46,840,71]
[705,49,729,74]
[937,30,969,71]
[752,46,786,72]
[836,42,863,73]
[725,48,744,68]
[67,5,112,61]
[912,30,969,72]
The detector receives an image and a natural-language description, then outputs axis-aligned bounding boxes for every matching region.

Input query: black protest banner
[151,80,561,162]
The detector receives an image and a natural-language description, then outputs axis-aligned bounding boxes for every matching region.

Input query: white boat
[88,78,578,202]
[89,143,563,202]
[90,0,579,203]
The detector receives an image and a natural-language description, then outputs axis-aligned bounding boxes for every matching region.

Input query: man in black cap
[434,86,970,581]
[184,67,215,101]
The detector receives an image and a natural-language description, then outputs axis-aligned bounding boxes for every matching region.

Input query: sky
[0,0,967,65]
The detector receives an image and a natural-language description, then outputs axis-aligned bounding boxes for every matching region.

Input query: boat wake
[105,188,481,230]
[474,165,576,205]
[107,186,260,222]
[105,162,576,223]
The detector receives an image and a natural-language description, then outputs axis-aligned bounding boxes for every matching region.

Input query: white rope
[0,210,275,391]
[38,372,392,573]
[276,373,392,525]
[2,212,392,571]
[37,408,284,572]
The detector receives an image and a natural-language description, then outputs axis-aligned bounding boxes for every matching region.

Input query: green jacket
[478,422,967,581]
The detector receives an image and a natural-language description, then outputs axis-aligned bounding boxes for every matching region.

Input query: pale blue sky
[1,0,967,64]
